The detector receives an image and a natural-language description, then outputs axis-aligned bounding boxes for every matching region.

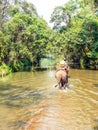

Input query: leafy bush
[0,63,11,76]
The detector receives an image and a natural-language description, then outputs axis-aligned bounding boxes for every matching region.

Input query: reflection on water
[0,69,98,130]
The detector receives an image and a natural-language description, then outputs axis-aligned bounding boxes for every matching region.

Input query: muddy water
[0,69,98,130]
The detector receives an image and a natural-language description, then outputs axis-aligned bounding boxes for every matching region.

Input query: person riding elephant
[56,60,69,84]
[55,60,68,90]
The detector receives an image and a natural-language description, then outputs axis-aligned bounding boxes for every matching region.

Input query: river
[0,69,98,130]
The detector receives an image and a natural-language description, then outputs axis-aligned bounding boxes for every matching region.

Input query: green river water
[0,69,98,130]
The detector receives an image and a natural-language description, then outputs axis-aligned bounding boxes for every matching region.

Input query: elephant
[55,70,67,90]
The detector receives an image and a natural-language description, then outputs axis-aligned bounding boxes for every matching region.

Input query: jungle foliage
[0,0,98,73]
[50,0,98,69]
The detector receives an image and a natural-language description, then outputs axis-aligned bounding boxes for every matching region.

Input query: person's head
[63,58,67,61]
[59,60,65,67]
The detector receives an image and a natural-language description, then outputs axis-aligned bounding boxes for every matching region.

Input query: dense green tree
[0,0,38,29]
[50,0,80,31]
[0,0,53,72]
[0,0,98,72]
[0,31,8,62]
[50,0,98,69]
[0,0,10,28]
[1,12,52,71]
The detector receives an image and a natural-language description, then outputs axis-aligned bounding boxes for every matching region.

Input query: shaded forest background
[0,0,98,74]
